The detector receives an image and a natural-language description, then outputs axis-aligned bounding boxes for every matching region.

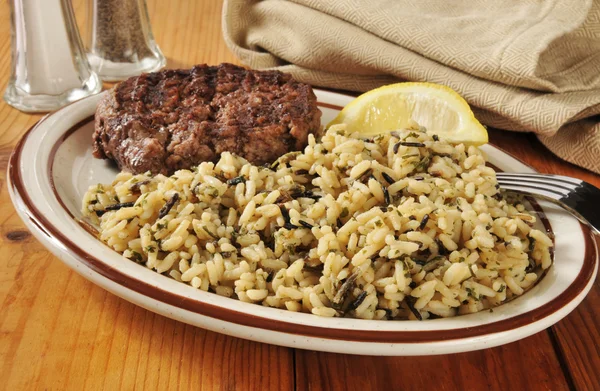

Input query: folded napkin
[223,0,600,174]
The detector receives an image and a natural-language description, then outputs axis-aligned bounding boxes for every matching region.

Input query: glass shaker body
[4,0,102,113]
[87,0,166,81]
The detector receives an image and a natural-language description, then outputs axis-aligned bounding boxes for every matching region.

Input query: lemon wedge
[327,82,488,145]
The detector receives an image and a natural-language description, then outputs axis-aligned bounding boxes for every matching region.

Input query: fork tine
[495,173,581,187]
[495,177,574,194]
[496,181,566,199]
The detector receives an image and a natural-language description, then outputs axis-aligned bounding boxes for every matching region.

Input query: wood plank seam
[547,328,578,391]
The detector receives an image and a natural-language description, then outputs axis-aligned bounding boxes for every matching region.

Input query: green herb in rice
[82,123,553,320]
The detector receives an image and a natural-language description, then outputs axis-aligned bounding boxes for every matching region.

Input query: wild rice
[82,123,553,320]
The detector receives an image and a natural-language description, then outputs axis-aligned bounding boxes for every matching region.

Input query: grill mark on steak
[93,63,322,174]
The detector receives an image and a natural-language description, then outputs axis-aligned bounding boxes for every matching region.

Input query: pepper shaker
[87,0,166,81]
[4,0,102,113]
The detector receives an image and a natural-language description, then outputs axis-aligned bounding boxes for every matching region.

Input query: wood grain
[551,283,600,391]
[0,0,598,390]
[295,332,571,391]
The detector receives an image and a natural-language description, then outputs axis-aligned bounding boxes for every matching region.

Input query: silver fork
[495,172,600,235]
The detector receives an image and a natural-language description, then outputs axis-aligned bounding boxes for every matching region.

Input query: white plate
[8,90,598,356]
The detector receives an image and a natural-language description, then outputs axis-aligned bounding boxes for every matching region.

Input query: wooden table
[1,1,598,390]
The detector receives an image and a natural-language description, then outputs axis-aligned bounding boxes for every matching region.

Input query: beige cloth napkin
[222,0,600,174]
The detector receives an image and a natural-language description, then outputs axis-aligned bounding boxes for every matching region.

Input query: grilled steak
[93,63,322,174]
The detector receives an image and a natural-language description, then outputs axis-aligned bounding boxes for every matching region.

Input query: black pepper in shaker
[87,0,166,81]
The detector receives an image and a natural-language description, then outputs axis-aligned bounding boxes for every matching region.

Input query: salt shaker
[87,0,166,81]
[4,0,102,113]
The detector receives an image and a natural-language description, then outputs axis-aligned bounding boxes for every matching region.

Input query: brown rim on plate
[8,100,598,344]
